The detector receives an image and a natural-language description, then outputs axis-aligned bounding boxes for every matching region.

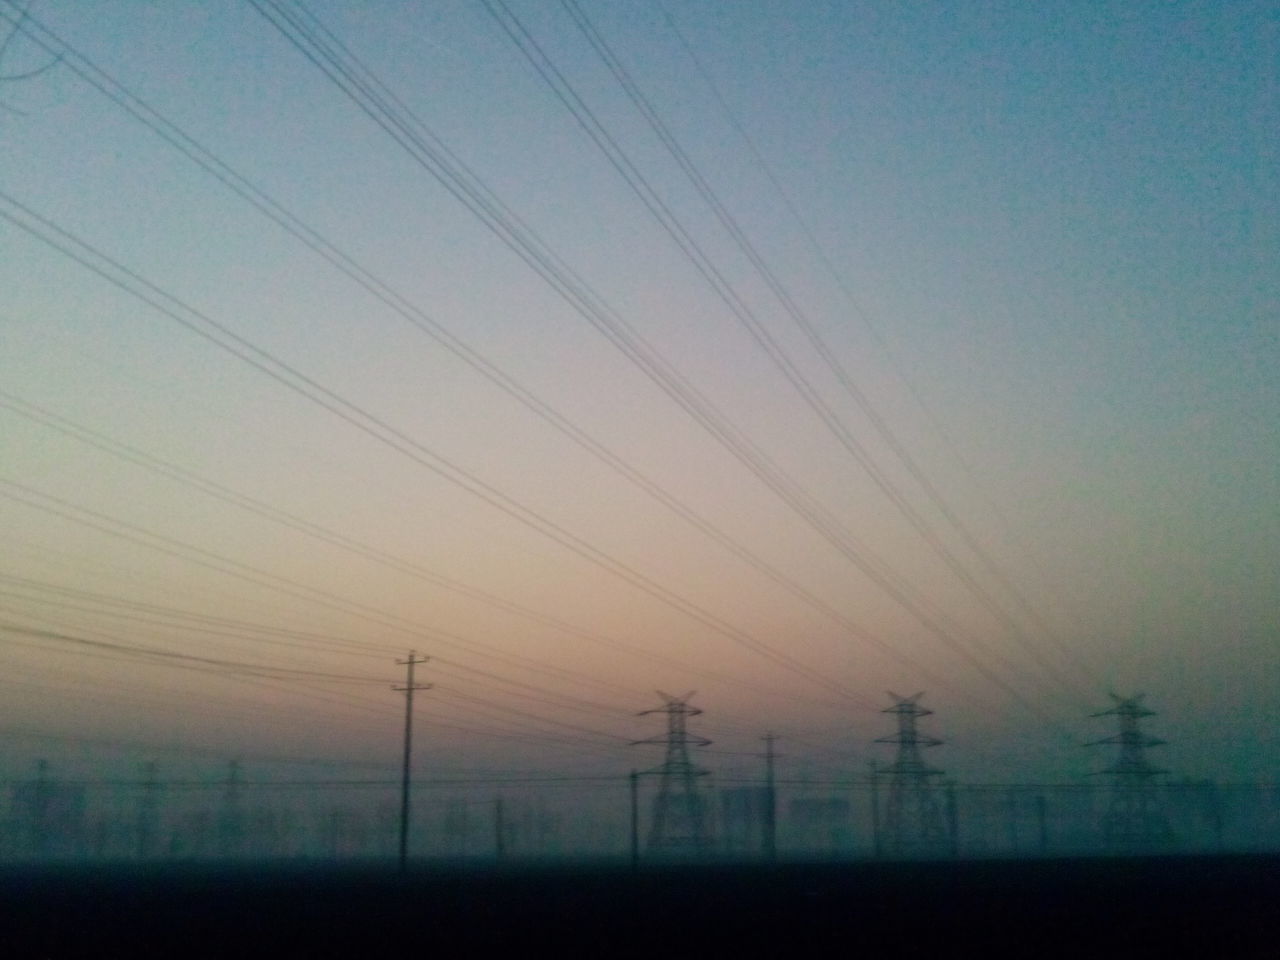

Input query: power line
[647,0,1105,694]
[0,650,401,738]
[0,572,790,742]
[556,0,1097,706]
[248,0,1077,728]
[0,478,648,700]
[0,188,862,706]
[243,0,997,702]
[0,578,391,660]
[434,685,633,747]
[0,580,636,729]
[0,622,385,685]
[0,10,912,695]
[493,0,1092,715]
[2,0,1078,723]
[0,391,847,703]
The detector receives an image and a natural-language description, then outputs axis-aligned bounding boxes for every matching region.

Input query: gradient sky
[0,0,1276,787]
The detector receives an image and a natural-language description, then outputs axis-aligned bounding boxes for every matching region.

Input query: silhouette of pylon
[1089,693,1173,849]
[875,692,948,856]
[633,691,712,855]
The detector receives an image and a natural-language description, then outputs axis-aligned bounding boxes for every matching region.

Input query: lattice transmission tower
[633,691,712,855]
[1089,693,1173,849]
[875,692,949,856]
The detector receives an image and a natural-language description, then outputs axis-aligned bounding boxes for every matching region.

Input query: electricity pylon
[874,692,948,856]
[633,691,712,855]
[1089,693,1173,849]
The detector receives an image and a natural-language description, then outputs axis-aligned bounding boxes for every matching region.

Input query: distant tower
[633,691,712,855]
[875,692,948,856]
[218,759,245,857]
[31,758,53,857]
[136,761,161,860]
[1089,693,1173,849]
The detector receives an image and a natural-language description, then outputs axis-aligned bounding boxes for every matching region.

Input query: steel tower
[875,692,948,855]
[633,691,712,855]
[1090,693,1173,849]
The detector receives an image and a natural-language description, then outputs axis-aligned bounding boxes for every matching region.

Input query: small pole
[394,651,430,873]
[137,761,159,860]
[494,796,506,860]
[869,761,882,858]
[629,769,640,871]
[1007,787,1020,853]
[33,759,51,857]
[221,760,243,857]
[945,781,959,858]
[762,733,778,862]
[1207,781,1224,852]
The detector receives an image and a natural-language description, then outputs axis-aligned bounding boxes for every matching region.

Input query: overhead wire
[0,0,1074,723]
[2,1,1100,768]
[0,186,863,707]
[485,0,1090,719]
[0,491,819,757]
[0,621,386,685]
[0,576,628,730]
[0,625,634,763]
[0,476,654,701]
[433,686,633,747]
[0,579,391,661]
[555,0,1097,706]
[0,723,404,771]
[0,652,397,739]
[0,573,803,743]
[646,0,1106,693]
[248,0,1077,730]
[242,0,993,697]
[0,390,857,703]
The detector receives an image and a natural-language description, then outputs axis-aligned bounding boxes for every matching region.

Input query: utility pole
[494,796,506,860]
[869,760,882,857]
[1035,792,1048,855]
[31,758,51,857]
[628,769,640,870]
[394,650,430,872]
[945,780,959,858]
[137,761,160,860]
[219,759,243,858]
[762,733,778,862]
[1006,787,1020,853]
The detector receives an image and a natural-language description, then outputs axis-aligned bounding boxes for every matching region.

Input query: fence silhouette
[2,767,1276,863]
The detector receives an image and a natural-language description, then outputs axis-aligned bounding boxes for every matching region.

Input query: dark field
[1,854,1276,957]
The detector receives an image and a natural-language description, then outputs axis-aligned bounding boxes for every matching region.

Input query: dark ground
[1,854,1276,958]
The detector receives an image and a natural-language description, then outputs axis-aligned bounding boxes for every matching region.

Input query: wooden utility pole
[394,651,430,872]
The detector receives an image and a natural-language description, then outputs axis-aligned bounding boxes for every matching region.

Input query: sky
[0,0,1276,790]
